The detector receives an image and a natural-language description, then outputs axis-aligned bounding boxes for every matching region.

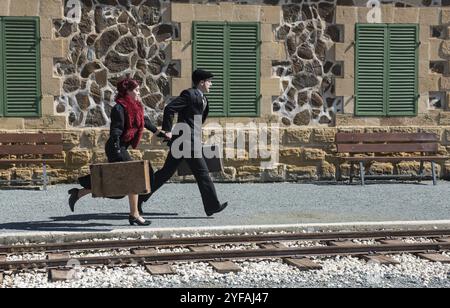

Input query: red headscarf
[115,78,144,149]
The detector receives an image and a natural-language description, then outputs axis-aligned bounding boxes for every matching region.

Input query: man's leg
[185,155,222,215]
[139,151,182,206]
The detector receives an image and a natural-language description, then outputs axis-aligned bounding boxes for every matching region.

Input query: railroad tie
[363,255,400,265]
[0,255,6,263]
[437,238,450,243]
[328,240,357,247]
[0,272,3,285]
[258,243,288,250]
[378,239,405,245]
[416,253,450,263]
[145,264,175,275]
[48,269,73,282]
[47,252,71,260]
[209,261,242,274]
[131,248,158,256]
[188,245,214,252]
[283,258,322,271]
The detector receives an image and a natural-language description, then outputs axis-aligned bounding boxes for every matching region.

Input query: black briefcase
[177,144,224,176]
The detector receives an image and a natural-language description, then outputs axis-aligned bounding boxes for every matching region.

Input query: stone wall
[3,0,450,185]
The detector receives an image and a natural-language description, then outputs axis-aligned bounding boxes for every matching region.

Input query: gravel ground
[0,182,450,232]
[2,253,450,288]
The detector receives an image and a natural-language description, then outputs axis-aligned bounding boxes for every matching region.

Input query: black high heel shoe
[128,215,151,226]
[68,188,80,212]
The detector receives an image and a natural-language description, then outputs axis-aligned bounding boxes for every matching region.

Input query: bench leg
[43,163,48,191]
[359,161,365,186]
[349,163,354,184]
[431,161,437,186]
[418,161,424,183]
[335,162,341,182]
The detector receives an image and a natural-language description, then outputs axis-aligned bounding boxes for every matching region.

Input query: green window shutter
[387,24,418,116]
[193,22,260,117]
[228,23,260,117]
[1,17,41,117]
[355,24,387,116]
[193,22,227,117]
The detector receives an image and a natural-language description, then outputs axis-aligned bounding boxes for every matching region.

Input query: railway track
[1,229,450,281]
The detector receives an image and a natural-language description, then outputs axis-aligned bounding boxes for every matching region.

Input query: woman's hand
[155,129,172,141]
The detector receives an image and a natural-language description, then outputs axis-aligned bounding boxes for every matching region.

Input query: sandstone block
[303,148,327,161]
[419,8,439,25]
[193,4,221,21]
[171,4,194,23]
[261,5,281,24]
[311,128,336,144]
[24,116,67,130]
[286,166,318,181]
[282,129,311,145]
[68,150,91,166]
[368,162,394,175]
[9,0,39,16]
[320,161,336,180]
[280,148,303,165]
[14,169,33,181]
[335,78,354,96]
[143,150,168,165]
[336,6,357,24]
[393,8,419,23]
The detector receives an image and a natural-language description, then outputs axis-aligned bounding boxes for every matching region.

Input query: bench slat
[0,133,62,144]
[0,145,63,155]
[337,143,438,153]
[339,156,447,162]
[336,133,438,143]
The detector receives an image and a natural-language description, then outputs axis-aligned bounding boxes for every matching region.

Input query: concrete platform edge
[1,220,450,245]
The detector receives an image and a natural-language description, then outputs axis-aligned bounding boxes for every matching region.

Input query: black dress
[78,104,158,191]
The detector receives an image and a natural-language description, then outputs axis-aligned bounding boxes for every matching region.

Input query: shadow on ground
[0,212,212,232]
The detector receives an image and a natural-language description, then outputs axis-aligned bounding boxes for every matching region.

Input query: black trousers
[139,150,222,214]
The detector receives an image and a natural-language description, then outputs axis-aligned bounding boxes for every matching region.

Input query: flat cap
[192,69,214,85]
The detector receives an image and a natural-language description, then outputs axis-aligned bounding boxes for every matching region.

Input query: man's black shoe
[68,188,80,213]
[206,202,228,217]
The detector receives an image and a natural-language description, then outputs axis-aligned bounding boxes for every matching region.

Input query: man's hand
[165,132,172,140]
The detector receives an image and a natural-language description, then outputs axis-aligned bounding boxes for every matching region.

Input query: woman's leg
[129,194,139,218]
[128,194,151,226]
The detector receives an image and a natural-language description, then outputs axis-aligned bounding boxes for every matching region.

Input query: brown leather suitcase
[177,145,224,176]
[90,160,151,198]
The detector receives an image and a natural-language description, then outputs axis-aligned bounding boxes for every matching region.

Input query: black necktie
[202,96,207,112]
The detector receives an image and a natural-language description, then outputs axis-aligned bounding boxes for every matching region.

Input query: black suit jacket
[162,88,209,146]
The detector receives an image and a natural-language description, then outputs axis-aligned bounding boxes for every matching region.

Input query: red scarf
[116,95,144,149]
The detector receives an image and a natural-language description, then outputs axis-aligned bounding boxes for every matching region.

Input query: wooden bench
[335,132,447,185]
[0,133,64,190]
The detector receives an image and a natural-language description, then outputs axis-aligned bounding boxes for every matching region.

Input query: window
[355,24,418,116]
[193,22,261,117]
[0,17,41,117]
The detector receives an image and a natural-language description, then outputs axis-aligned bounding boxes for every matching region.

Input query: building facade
[1,0,450,184]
